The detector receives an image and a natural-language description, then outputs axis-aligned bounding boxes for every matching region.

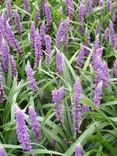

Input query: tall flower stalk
[25,61,38,91]
[72,77,81,133]
[29,106,40,142]
[52,87,64,123]
[15,105,32,152]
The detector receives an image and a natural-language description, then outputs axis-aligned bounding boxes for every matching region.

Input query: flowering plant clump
[0,0,117,156]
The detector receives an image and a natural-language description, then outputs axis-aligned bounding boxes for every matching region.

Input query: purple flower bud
[0,145,7,156]
[75,144,82,156]
[10,55,17,79]
[56,20,64,48]
[45,3,52,30]
[0,40,9,73]
[108,21,116,48]
[88,0,93,11]
[5,21,22,56]
[0,62,5,103]
[76,44,85,68]
[93,81,103,107]
[30,22,35,49]
[35,6,40,27]
[56,51,63,75]
[45,35,51,65]
[25,61,38,91]
[15,105,32,152]
[34,31,42,67]
[52,87,64,122]
[103,61,109,87]
[6,0,12,17]
[51,139,56,147]
[63,17,70,46]
[42,0,46,15]
[72,77,81,133]
[113,59,117,78]
[29,106,40,141]
[23,0,30,13]
[65,0,74,18]
[104,27,109,41]
[14,9,22,33]
[82,105,89,113]
[78,2,86,22]
[52,87,64,104]
[106,0,111,12]
[40,22,46,45]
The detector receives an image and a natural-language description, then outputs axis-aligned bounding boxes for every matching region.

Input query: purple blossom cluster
[56,17,70,48]
[65,0,74,18]
[15,105,32,152]
[72,77,81,133]
[45,35,51,65]
[93,81,103,107]
[34,31,42,67]
[75,144,82,156]
[0,145,7,156]
[29,106,40,141]
[52,87,64,123]
[56,51,63,75]
[14,9,22,33]
[25,61,38,91]
[6,0,12,17]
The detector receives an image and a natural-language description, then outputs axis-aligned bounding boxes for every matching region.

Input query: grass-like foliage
[0,0,117,155]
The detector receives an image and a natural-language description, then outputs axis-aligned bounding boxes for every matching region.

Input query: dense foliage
[0,0,117,156]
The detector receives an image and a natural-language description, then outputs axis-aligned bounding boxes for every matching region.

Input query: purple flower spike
[45,3,52,30]
[94,56,103,85]
[24,0,30,13]
[25,61,38,91]
[82,105,89,113]
[93,34,100,50]
[56,20,64,48]
[29,106,40,141]
[45,35,51,65]
[113,59,117,78]
[40,22,46,45]
[10,55,17,79]
[42,0,46,15]
[88,0,93,11]
[65,0,74,18]
[108,21,116,48]
[14,9,22,33]
[76,44,85,68]
[34,31,42,67]
[6,0,12,17]
[75,144,82,156]
[72,77,81,133]
[56,51,63,75]
[15,105,32,152]
[93,81,103,107]
[106,0,111,12]
[30,22,35,49]
[6,21,22,56]
[103,61,109,87]
[35,6,40,27]
[0,145,7,156]
[0,40,9,73]
[0,62,5,104]
[52,87,64,122]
